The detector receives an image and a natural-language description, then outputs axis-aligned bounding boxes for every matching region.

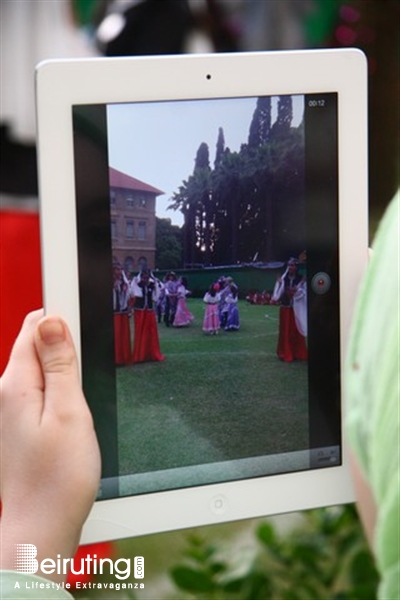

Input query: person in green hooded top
[346,191,399,600]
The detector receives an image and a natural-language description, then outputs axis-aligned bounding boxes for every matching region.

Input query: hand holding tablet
[0,311,101,578]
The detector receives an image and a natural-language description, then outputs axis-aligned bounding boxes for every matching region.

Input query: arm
[345,192,400,599]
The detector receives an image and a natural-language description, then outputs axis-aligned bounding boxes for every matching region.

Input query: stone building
[109,167,163,273]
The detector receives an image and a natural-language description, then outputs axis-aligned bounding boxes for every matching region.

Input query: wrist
[1,512,81,583]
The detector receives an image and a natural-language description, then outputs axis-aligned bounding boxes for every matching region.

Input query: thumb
[35,316,83,411]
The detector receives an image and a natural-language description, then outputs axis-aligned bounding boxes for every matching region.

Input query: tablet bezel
[36,49,368,543]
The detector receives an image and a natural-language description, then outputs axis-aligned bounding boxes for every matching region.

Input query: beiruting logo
[13,544,144,587]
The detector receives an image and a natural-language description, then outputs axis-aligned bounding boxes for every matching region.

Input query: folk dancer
[131,269,165,363]
[113,262,132,365]
[272,258,307,362]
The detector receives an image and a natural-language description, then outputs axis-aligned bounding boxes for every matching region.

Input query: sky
[107,95,304,226]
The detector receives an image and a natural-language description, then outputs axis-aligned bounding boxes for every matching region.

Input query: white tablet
[36,49,368,543]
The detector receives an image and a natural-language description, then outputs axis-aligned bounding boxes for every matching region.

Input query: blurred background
[1,1,398,598]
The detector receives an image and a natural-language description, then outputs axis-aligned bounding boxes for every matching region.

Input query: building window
[138,256,147,271]
[110,191,116,205]
[138,221,146,240]
[126,195,135,208]
[124,256,134,275]
[111,219,117,239]
[139,196,146,208]
[126,219,134,239]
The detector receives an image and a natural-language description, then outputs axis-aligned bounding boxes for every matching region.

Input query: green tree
[170,96,305,266]
[271,95,293,140]
[212,148,244,264]
[214,126,225,168]
[243,96,304,261]
[155,217,183,270]
[169,180,195,265]
[248,96,272,149]
[170,142,213,265]
[191,142,212,264]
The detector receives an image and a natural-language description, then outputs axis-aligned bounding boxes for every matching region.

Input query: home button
[210,495,228,515]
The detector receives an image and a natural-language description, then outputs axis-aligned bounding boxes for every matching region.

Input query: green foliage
[170,505,379,600]
[214,127,225,168]
[248,97,272,148]
[271,96,293,139]
[155,217,183,270]
[169,96,305,266]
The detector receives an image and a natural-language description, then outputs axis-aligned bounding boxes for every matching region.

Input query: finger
[1,310,45,412]
[34,316,86,418]
[2,309,43,378]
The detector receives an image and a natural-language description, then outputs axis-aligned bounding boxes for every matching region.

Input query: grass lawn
[116,300,309,481]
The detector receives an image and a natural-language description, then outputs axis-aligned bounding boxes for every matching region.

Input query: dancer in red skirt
[113,262,132,365]
[272,258,308,362]
[131,269,165,364]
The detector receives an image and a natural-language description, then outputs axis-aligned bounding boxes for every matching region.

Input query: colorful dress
[225,294,240,331]
[273,272,308,362]
[113,276,132,365]
[218,284,231,328]
[202,292,221,333]
[173,284,194,327]
[131,275,165,363]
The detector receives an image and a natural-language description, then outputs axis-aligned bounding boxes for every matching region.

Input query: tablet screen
[72,92,339,500]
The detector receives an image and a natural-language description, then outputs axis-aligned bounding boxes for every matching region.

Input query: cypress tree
[248,96,272,148]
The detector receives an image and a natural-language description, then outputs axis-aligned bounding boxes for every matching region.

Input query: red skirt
[132,309,165,363]
[114,313,132,365]
[277,307,308,362]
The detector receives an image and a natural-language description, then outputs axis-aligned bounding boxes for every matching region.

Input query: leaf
[185,545,216,565]
[170,565,215,593]
[257,522,278,547]
[350,549,379,586]
[292,542,321,567]
[240,571,272,600]
[346,582,379,600]
[222,577,244,594]
[210,561,227,575]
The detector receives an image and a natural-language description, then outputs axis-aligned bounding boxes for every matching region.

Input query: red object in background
[67,542,115,588]
[1,210,116,576]
[0,210,42,374]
